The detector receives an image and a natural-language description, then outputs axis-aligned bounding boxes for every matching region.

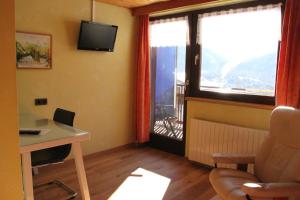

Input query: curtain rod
[91,0,95,22]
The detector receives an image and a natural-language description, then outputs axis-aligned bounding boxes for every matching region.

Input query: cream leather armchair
[209,106,300,200]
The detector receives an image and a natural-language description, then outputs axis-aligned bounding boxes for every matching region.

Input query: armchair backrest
[255,106,300,183]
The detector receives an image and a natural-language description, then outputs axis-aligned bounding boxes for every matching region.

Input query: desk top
[19,114,90,153]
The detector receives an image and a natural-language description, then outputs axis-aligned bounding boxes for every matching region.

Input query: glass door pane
[150,17,188,141]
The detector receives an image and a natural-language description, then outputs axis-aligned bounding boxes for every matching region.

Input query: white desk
[19,114,91,200]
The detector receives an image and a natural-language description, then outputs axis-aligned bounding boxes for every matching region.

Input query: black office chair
[31,108,77,199]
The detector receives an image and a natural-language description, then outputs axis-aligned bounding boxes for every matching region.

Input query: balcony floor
[153,120,183,141]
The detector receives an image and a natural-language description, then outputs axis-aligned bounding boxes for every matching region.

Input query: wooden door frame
[149,14,192,156]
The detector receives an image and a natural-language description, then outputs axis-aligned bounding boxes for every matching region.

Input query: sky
[199,7,282,61]
[150,19,189,47]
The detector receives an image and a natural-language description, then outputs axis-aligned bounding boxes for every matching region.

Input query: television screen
[77,21,118,52]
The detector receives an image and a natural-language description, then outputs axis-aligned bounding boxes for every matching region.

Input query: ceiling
[95,0,170,8]
[95,0,249,16]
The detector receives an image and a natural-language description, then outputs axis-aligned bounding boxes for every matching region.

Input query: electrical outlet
[35,98,48,106]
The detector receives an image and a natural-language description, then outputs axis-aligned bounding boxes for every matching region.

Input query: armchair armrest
[241,182,300,198]
[212,153,255,164]
[212,153,255,171]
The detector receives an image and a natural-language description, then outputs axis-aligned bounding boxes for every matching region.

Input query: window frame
[150,0,285,105]
[149,14,191,155]
[189,0,285,105]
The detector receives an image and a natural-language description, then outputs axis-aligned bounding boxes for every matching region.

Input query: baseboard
[84,143,136,160]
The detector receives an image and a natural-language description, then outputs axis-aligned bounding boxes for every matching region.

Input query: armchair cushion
[241,182,300,198]
[209,168,258,200]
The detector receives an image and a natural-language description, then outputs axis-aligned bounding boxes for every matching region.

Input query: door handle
[195,54,200,66]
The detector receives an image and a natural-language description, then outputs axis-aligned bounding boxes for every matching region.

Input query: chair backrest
[31,108,75,167]
[255,106,300,183]
[53,108,75,126]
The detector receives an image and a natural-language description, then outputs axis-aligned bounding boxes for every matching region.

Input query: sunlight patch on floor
[108,168,171,200]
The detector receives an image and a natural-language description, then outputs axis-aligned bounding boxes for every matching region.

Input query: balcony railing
[176,83,185,122]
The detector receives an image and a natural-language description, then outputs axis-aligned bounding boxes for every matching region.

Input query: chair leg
[166,117,177,137]
[34,179,77,200]
[163,117,177,138]
[163,119,171,134]
[237,163,248,172]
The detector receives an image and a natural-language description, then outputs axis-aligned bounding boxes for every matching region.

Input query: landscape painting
[16,32,52,69]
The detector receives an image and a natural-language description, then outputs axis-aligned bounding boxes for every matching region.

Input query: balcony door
[149,16,189,156]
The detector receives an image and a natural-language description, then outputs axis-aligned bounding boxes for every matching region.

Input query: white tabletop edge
[19,114,91,153]
[20,132,90,153]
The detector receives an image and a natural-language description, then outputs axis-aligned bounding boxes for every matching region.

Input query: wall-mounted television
[77,21,118,52]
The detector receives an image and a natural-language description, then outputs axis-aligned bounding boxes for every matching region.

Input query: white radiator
[188,118,268,170]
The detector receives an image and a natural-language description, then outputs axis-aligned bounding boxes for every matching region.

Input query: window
[190,2,283,104]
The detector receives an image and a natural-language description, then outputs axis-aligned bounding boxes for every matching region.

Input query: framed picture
[16,31,52,69]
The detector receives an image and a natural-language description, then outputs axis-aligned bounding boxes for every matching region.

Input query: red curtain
[276,0,300,108]
[136,15,151,143]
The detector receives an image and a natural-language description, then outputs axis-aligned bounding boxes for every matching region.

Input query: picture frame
[16,31,52,69]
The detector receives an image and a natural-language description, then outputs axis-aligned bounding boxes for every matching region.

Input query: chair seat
[209,168,259,200]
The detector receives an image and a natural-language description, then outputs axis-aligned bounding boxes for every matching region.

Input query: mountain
[200,48,228,85]
[201,48,277,93]
[225,52,277,90]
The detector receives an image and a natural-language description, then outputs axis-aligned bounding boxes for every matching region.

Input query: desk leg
[73,142,90,200]
[21,152,34,200]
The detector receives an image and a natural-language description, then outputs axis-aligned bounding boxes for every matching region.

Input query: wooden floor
[34,145,215,200]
